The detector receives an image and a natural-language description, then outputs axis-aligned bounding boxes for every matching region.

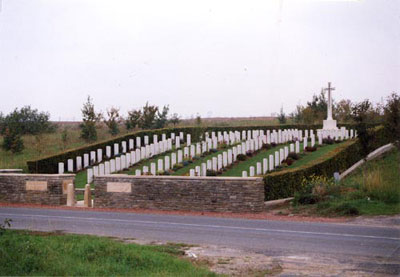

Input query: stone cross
[325,82,335,120]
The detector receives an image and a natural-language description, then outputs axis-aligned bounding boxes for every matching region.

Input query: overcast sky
[0,0,399,120]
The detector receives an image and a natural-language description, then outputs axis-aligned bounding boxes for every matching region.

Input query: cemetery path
[1,206,399,275]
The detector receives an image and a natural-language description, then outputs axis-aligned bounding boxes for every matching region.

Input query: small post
[84,184,92,208]
[66,183,75,207]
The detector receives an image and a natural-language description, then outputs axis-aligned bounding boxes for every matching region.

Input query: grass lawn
[292,148,400,216]
[220,143,295,177]
[221,142,347,177]
[0,127,120,172]
[0,230,216,276]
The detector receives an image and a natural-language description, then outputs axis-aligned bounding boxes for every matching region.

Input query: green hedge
[263,126,391,201]
[27,123,377,174]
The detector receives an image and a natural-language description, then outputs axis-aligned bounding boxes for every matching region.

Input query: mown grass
[0,230,216,276]
[221,142,345,177]
[292,148,400,216]
[0,126,118,172]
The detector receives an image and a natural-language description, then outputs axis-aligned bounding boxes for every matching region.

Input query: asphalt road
[1,206,399,274]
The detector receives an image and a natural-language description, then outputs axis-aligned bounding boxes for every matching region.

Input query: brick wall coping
[0,173,76,177]
[97,175,263,181]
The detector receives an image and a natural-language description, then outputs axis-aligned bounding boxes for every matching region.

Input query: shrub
[246,150,254,157]
[271,142,277,147]
[305,146,317,152]
[206,170,218,176]
[332,203,360,216]
[237,154,247,161]
[192,156,200,160]
[182,161,190,167]
[210,148,218,153]
[288,152,299,160]
[285,158,294,166]
[262,143,272,150]
[172,163,184,171]
[293,192,320,205]
[323,137,334,145]
[2,129,24,154]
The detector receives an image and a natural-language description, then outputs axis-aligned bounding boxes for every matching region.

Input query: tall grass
[0,230,216,276]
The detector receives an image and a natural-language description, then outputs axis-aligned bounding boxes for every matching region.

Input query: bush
[288,152,299,160]
[2,129,24,154]
[210,148,218,153]
[237,154,247,161]
[305,146,317,152]
[271,142,277,147]
[262,143,272,150]
[332,203,360,216]
[323,137,334,145]
[285,158,294,166]
[182,161,190,167]
[206,170,218,176]
[293,192,320,205]
[172,163,184,171]
[246,150,254,157]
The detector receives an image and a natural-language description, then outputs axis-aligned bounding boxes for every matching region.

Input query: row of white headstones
[58,127,356,182]
[243,127,357,177]
[131,127,356,178]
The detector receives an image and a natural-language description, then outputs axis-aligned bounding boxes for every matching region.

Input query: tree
[61,128,69,151]
[80,96,102,142]
[126,109,142,130]
[383,93,400,173]
[195,114,202,126]
[335,99,353,123]
[139,102,158,129]
[104,107,121,136]
[278,107,287,124]
[169,113,181,126]
[154,105,169,129]
[0,106,55,135]
[351,100,373,160]
[2,128,24,153]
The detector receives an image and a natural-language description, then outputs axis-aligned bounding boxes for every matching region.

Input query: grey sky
[0,0,399,120]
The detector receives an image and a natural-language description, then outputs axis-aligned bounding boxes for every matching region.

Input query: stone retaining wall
[94,175,265,213]
[0,173,75,205]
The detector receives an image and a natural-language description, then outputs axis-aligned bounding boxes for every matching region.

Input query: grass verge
[0,229,216,276]
[292,148,400,216]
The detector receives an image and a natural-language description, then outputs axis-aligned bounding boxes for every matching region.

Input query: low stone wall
[0,173,75,205]
[94,175,265,213]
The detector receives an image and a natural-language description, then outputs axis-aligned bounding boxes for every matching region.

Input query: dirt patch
[183,245,399,276]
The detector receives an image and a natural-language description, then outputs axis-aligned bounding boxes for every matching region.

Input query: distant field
[0,117,278,171]
[0,126,118,171]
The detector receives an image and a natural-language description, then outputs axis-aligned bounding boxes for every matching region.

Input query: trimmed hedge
[27,123,378,174]
[263,126,391,201]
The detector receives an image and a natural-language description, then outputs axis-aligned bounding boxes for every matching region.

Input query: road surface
[1,206,399,275]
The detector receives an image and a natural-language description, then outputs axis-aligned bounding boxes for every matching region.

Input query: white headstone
[106,146,111,158]
[76,156,82,171]
[114,143,119,156]
[99,163,105,176]
[87,168,93,183]
[83,154,89,168]
[105,161,110,175]
[67,159,73,172]
[58,162,64,174]
[269,155,274,171]
[97,149,103,163]
[249,166,255,177]
[263,158,268,174]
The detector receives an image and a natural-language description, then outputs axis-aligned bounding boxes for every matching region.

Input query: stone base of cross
[323,119,338,130]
